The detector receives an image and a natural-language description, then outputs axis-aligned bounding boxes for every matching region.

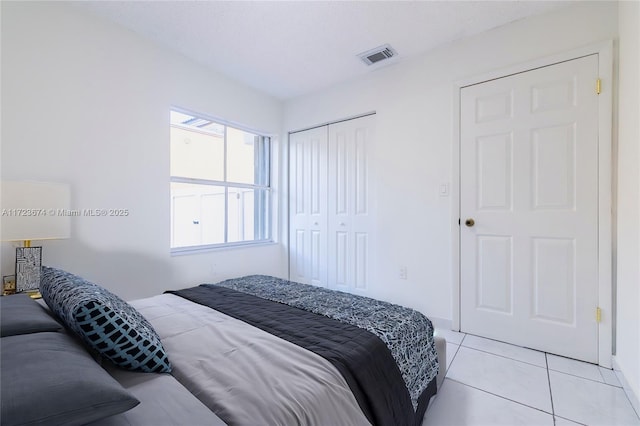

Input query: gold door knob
[465,218,475,227]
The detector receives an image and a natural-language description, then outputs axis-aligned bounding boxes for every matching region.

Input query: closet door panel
[289,127,328,287]
[328,115,375,292]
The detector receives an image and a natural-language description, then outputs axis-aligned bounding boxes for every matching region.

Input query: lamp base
[15,246,42,293]
[26,290,42,299]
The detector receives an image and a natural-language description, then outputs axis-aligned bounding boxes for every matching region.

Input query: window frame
[170,108,273,254]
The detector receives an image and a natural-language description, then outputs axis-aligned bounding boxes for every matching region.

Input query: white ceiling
[76,1,574,100]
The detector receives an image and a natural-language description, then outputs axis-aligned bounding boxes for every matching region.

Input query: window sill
[170,240,277,256]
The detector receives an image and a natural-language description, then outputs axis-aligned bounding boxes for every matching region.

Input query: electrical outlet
[399,266,408,280]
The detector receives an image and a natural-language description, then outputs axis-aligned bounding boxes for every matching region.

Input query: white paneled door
[289,115,375,293]
[460,55,600,363]
[289,126,328,287]
[327,115,375,293]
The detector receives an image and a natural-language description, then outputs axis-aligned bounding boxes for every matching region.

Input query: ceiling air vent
[358,44,397,66]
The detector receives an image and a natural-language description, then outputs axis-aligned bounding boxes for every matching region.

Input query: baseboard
[428,316,453,331]
[612,356,640,417]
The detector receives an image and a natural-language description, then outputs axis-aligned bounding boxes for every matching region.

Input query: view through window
[170,110,271,250]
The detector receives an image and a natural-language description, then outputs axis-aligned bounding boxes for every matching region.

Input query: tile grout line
[446,377,555,417]
[460,342,623,389]
[550,367,627,389]
[547,353,617,386]
[443,332,637,425]
[459,344,548,369]
[597,364,607,384]
[546,353,557,425]
[458,333,467,346]
[621,384,640,421]
[550,363,640,425]
[448,333,466,374]
[445,344,461,376]
[555,414,589,426]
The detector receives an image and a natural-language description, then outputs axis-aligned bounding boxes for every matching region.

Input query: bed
[1,267,445,426]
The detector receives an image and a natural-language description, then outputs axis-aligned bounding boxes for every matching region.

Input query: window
[170,110,271,251]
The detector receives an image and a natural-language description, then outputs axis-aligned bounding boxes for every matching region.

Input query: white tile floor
[423,329,640,426]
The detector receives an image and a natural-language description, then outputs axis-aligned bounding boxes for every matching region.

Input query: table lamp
[1,181,71,294]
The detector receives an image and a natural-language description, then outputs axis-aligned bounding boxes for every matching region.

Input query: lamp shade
[1,181,71,242]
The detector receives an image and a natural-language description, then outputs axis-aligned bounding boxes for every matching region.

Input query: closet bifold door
[288,126,328,287]
[327,115,375,293]
[288,114,375,292]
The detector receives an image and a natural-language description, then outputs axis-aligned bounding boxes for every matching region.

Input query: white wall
[0,1,285,300]
[283,1,618,321]
[2,3,635,398]
[615,0,640,410]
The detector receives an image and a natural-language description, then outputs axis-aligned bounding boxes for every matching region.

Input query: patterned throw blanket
[170,284,410,425]
[207,275,439,411]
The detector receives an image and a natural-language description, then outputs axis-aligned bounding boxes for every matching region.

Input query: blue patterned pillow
[40,267,171,373]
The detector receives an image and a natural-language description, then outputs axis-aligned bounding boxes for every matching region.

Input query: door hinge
[596,307,602,323]
[596,78,601,95]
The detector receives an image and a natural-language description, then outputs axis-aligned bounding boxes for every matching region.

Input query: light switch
[439,183,449,197]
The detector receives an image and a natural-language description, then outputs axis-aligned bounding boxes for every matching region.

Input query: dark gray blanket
[204,276,439,415]
[170,284,418,426]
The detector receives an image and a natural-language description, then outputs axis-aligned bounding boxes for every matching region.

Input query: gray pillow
[0,293,63,337]
[1,332,139,426]
[87,367,227,426]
